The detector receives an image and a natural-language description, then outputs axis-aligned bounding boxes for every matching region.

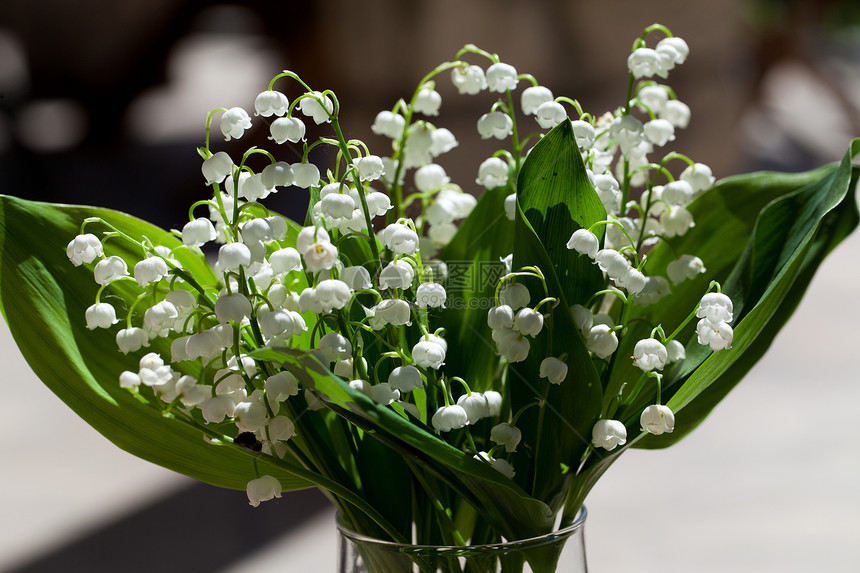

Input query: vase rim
[336,506,587,551]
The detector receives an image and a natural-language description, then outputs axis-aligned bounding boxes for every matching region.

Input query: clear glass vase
[337,508,588,573]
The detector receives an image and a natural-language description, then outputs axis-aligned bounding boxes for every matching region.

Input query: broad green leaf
[606,165,840,411]
[509,120,605,507]
[0,195,312,491]
[509,202,603,508]
[437,186,514,388]
[637,139,860,447]
[516,119,607,306]
[250,346,557,543]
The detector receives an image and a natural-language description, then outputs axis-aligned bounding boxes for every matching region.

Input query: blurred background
[1,0,860,571]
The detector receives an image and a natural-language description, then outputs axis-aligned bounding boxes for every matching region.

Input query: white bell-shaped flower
[218,242,252,272]
[487,305,515,330]
[298,288,322,314]
[634,276,672,306]
[659,205,695,237]
[379,223,419,256]
[370,298,412,328]
[499,283,530,310]
[269,116,306,144]
[412,337,446,369]
[119,371,141,389]
[415,282,446,308]
[491,422,522,453]
[215,292,252,323]
[267,415,296,442]
[656,37,689,65]
[535,101,567,129]
[201,151,233,185]
[592,419,627,450]
[340,266,372,291]
[521,85,553,115]
[414,164,449,193]
[299,91,334,124]
[182,218,217,248]
[667,254,706,284]
[296,226,330,255]
[457,392,490,424]
[666,339,686,363]
[697,292,734,323]
[475,452,516,478]
[476,157,509,189]
[220,107,252,141]
[567,229,599,258]
[539,356,568,385]
[366,191,393,218]
[657,183,691,210]
[492,327,530,363]
[414,87,442,116]
[388,365,423,392]
[680,162,715,193]
[134,256,169,287]
[291,162,320,189]
[67,233,103,266]
[254,90,289,117]
[643,118,675,146]
[93,256,128,285]
[303,242,338,273]
[260,307,307,340]
[485,391,502,416]
[627,47,666,79]
[356,155,385,182]
[314,279,352,313]
[571,120,596,149]
[266,371,299,402]
[617,267,647,294]
[432,405,468,431]
[640,404,675,435]
[320,192,355,220]
[246,475,282,507]
[661,99,691,129]
[262,162,294,190]
[696,318,733,351]
[116,327,149,354]
[269,247,302,276]
[451,65,487,95]
[571,304,593,334]
[85,303,118,330]
[477,112,513,140]
[318,332,352,363]
[429,127,458,157]
[371,111,406,139]
[378,260,414,290]
[636,85,669,115]
[514,308,543,337]
[144,300,178,335]
[369,383,400,406]
[486,62,518,92]
[594,249,630,280]
[632,338,668,372]
[185,330,223,361]
[504,193,516,220]
[586,324,618,359]
[238,173,269,202]
[428,223,457,247]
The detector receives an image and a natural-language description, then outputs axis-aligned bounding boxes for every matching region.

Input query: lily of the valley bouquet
[1,24,857,572]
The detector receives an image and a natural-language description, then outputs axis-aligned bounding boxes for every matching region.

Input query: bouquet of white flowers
[1,24,857,572]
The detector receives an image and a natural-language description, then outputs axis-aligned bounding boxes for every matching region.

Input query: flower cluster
[65,25,734,512]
